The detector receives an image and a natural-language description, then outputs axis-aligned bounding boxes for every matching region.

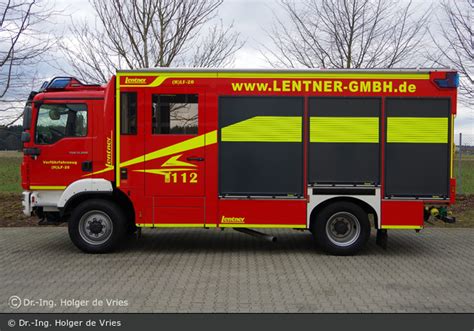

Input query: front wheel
[68,199,126,253]
[311,202,370,255]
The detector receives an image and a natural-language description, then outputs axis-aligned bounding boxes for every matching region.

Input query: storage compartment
[218,96,304,196]
[381,200,424,228]
[308,97,381,185]
[384,98,450,198]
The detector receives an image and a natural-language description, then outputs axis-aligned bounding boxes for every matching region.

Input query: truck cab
[21,77,115,224]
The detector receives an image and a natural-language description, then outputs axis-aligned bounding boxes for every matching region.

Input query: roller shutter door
[308,97,381,185]
[219,96,304,196]
[384,98,450,198]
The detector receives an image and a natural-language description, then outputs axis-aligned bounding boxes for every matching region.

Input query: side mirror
[21,131,31,143]
[24,147,41,156]
[49,109,60,120]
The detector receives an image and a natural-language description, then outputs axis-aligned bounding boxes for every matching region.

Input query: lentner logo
[124,77,148,84]
[105,131,113,169]
[221,216,245,224]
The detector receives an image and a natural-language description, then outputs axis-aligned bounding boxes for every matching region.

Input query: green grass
[454,154,474,194]
[0,151,22,193]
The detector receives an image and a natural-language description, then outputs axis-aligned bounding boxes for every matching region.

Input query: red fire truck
[20,68,458,255]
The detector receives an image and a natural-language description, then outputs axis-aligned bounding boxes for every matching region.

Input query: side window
[120,92,137,135]
[152,94,198,134]
[35,104,87,144]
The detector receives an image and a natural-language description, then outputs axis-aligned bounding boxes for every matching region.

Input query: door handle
[187,157,204,162]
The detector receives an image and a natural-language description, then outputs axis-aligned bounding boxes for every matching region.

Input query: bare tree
[0,0,54,124]
[263,0,430,69]
[429,0,473,104]
[60,0,243,84]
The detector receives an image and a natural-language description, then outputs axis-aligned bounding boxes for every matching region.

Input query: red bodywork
[22,70,457,229]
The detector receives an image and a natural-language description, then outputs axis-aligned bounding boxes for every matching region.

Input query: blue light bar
[434,72,459,88]
[48,78,71,89]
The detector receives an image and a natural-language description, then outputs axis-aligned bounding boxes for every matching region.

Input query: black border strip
[313,188,376,195]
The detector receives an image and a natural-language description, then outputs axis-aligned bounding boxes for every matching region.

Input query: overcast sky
[60,0,282,68]
[2,0,473,135]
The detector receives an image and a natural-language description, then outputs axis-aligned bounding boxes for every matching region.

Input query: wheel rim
[325,211,361,247]
[78,210,113,246]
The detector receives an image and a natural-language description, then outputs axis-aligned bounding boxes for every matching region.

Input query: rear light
[434,72,459,88]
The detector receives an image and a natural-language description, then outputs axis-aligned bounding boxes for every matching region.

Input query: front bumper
[22,191,32,216]
[22,190,62,217]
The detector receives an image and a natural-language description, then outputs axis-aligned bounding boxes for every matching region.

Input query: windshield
[35,103,88,144]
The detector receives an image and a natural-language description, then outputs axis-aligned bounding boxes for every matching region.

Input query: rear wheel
[68,199,126,253]
[311,202,370,255]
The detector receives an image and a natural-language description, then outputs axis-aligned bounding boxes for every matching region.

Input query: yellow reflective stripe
[161,154,197,168]
[310,117,379,143]
[387,117,448,143]
[205,129,218,145]
[87,131,217,177]
[134,168,195,175]
[381,225,422,229]
[219,224,306,228]
[117,71,430,88]
[136,223,215,228]
[29,186,66,190]
[116,76,121,187]
[84,166,113,177]
[219,73,429,80]
[83,166,114,177]
[221,116,302,142]
[450,115,454,177]
[121,130,217,168]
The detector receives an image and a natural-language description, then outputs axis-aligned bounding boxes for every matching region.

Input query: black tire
[126,223,138,236]
[68,199,127,253]
[311,202,370,256]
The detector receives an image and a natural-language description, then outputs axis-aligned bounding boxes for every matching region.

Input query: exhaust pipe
[233,228,277,242]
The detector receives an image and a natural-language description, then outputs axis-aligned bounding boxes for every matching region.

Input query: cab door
[28,100,93,189]
[143,87,206,226]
